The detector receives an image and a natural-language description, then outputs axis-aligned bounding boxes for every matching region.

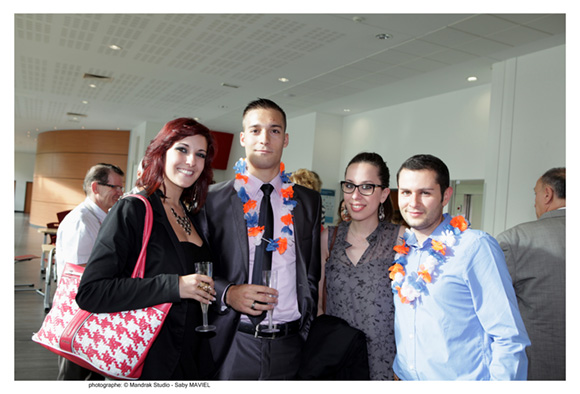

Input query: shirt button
[409,334,414,339]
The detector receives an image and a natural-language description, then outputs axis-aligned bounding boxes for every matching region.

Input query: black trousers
[218,330,303,380]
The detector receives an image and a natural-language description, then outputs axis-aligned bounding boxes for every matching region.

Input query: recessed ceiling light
[467,76,478,82]
[376,33,392,40]
[108,44,122,51]
[82,100,89,104]
[89,83,97,88]
[343,109,351,113]
[278,77,290,83]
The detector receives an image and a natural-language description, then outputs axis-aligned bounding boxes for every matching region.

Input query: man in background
[55,162,124,380]
[497,167,566,380]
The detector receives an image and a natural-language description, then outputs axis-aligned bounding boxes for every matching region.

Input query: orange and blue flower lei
[233,157,296,255]
[388,215,470,307]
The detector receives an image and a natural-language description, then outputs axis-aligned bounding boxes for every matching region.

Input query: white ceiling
[14,13,565,153]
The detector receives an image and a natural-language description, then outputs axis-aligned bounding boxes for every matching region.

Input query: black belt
[238,320,300,339]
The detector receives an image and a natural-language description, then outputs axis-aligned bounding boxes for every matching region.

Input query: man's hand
[225,284,278,315]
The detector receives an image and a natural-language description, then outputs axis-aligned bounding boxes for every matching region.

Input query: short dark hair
[242,98,287,130]
[397,154,450,198]
[540,167,565,199]
[346,152,393,222]
[83,163,124,195]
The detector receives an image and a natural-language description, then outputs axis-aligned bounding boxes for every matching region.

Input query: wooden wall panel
[36,130,130,155]
[30,129,130,226]
[32,177,85,205]
[30,200,80,227]
[35,153,128,179]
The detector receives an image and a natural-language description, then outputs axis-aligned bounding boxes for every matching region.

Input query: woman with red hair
[77,118,217,380]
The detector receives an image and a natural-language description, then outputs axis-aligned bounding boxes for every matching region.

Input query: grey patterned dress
[325,220,399,380]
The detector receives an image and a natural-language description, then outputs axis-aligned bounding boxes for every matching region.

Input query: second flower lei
[388,215,469,307]
[233,157,296,255]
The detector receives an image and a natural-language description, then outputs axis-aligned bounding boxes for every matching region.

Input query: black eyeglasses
[98,183,124,192]
[341,181,384,196]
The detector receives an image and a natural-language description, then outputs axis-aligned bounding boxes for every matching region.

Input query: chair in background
[40,244,56,312]
[14,255,43,296]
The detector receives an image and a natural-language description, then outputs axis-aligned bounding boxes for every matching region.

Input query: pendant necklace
[171,205,192,235]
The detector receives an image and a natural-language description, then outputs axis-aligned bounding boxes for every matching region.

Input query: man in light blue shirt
[392,154,529,380]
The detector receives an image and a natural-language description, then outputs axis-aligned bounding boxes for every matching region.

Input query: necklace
[170,206,192,235]
[233,157,296,255]
[388,215,469,307]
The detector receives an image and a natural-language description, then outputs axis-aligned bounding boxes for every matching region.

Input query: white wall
[338,84,491,191]
[484,45,565,235]
[14,152,36,211]
[125,120,164,191]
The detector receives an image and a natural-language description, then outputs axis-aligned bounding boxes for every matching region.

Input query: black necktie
[250,183,274,325]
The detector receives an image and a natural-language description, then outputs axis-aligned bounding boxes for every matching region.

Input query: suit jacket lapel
[292,193,307,313]
[230,190,250,276]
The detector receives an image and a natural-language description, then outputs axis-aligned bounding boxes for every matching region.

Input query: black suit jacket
[195,179,322,373]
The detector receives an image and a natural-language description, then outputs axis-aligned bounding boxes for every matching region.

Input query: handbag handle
[126,194,153,279]
[60,194,153,353]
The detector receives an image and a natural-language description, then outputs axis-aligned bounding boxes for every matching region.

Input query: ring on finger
[198,282,212,293]
[251,301,256,310]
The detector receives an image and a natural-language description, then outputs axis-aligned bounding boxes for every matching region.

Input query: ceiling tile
[421,27,480,48]
[487,25,552,47]
[393,39,448,57]
[450,14,519,37]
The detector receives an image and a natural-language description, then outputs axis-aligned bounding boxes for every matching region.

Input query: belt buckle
[254,325,279,339]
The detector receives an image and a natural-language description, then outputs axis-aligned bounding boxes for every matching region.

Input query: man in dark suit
[496,167,566,380]
[198,98,321,379]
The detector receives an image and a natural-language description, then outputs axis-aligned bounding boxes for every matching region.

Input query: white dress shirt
[55,197,107,279]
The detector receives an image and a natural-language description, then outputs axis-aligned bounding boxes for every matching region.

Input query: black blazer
[76,190,210,380]
[195,179,322,374]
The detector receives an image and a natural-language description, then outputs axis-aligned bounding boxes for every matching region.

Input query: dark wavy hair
[346,152,393,222]
[137,118,215,213]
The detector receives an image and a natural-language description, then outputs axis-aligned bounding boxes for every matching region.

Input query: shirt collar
[405,213,452,249]
[85,196,108,222]
[246,171,283,198]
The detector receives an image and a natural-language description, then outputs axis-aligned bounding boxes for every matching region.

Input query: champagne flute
[194,261,216,332]
[261,270,280,333]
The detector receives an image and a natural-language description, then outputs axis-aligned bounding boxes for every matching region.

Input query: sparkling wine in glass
[194,261,216,332]
[261,270,280,333]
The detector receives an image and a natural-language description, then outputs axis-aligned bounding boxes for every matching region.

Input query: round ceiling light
[376,33,392,40]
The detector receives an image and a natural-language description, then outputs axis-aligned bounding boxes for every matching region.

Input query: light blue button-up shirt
[393,214,530,380]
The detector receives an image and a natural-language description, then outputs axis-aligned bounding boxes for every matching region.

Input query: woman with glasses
[318,152,405,380]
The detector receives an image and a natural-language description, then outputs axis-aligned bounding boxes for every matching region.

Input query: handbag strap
[125,194,153,279]
[59,194,153,353]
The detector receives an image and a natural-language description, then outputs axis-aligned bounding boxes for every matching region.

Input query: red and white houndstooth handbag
[32,194,172,380]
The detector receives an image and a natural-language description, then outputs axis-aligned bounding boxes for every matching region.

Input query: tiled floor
[14,212,59,380]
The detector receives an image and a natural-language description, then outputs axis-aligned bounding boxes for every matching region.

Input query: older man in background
[55,162,124,380]
[497,167,566,380]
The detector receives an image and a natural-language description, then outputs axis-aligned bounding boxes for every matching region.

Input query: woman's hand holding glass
[178,272,216,304]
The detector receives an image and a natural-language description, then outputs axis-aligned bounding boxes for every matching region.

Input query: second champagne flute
[261,270,279,333]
